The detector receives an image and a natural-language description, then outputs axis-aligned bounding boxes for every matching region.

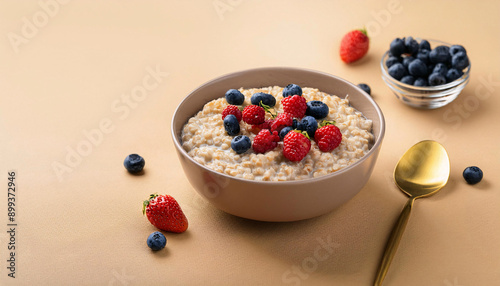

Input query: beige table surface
[1,0,499,285]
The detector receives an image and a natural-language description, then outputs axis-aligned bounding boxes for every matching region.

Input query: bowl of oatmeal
[172,67,385,221]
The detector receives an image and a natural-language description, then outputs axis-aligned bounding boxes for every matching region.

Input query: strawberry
[242,105,266,125]
[283,131,311,162]
[252,129,280,153]
[271,112,293,133]
[340,28,369,63]
[143,194,188,233]
[314,122,342,152]
[282,95,307,119]
[222,105,242,122]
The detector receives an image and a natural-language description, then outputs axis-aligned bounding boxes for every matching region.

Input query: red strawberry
[340,28,369,63]
[242,105,266,125]
[271,113,293,133]
[143,194,188,233]
[283,131,311,162]
[222,105,242,122]
[282,95,307,119]
[252,129,280,153]
[314,123,342,152]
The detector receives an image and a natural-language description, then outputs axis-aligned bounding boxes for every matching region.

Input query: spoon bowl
[374,140,450,285]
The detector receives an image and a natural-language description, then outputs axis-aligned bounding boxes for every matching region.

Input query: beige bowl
[171,67,385,222]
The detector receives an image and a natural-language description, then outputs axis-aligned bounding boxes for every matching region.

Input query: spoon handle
[373,197,416,286]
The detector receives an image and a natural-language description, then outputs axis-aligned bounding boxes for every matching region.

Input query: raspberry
[242,105,265,125]
[222,105,242,122]
[314,124,342,152]
[248,119,274,135]
[283,131,311,162]
[252,129,280,154]
[271,113,293,133]
[282,95,307,119]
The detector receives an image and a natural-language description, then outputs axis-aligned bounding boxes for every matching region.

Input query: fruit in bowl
[171,67,385,221]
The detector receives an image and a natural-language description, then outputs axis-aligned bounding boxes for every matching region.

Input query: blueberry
[299,116,318,138]
[408,59,429,78]
[402,56,415,69]
[386,56,401,68]
[451,52,469,70]
[306,101,329,119]
[231,135,251,154]
[432,63,449,77]
[225,89,245,105]
[124,154,145,174]
[389,38,406,57]
[292,118,299,129]
[388,63,406,80]
[223,114,240,136]
[357,83,371,95]
[147,231,166,251]
[400,75,415,85]
[414,78,428,87]
[404,37,419,55]
[282,84,302,97]
[251,92,276,107]
[429,45,451,64]
[450,45,466,56]
[446,68,463,82]
[419,39,431,51]
[428,73,446,86]
[416,49,430,64]
[279,127,293,140]
[463,166,483,185]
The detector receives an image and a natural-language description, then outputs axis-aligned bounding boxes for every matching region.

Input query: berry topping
[283,131,311,162]
[282,94,307,119]
[223,114,240,136]
[221,105,242,122]
[357,83,371,95]
[298,116,318,138]
[251,92,276,107]
[225,89,245,105]
[314,123,342,152]
[242,105,266,125]
[279,126,293,140]
[463,166,483,185]
[271,112,293,133]
[306,100,330,119]
[143,194,188,233]
[252,129,280,154]
[340,28,370,63]
[147,231,167,251]
[124,154,145,174]
[231,135,251,154]
[282,84,303,97]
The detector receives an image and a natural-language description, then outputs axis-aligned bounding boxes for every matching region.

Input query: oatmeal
[181,86,374,181]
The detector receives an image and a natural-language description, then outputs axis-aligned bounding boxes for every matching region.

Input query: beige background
[1,0,499,285]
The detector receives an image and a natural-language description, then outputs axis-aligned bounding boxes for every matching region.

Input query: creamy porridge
[181,86,374,181]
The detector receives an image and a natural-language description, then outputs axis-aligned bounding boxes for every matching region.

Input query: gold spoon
[374,140,450,286]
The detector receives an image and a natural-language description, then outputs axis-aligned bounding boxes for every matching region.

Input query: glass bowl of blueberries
[381,37,470,109]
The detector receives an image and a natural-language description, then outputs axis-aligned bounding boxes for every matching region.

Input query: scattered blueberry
[357,83,371,95]
[400,75,415,85]
[449,45,466,56]
[231,135,251,154]
[279,127,293,140]
[428,73,446,86]
[419,39,431,51]
[414,78,428,87]
[223,114,240,136]
[299,116,318,138]
[451,52,469,70]
[282,84,303,97]
[225,89,245,105]
[416,49,430,64]
[292,118,299,129]
[432,63,449,77]
[251,92,276,107]
[388,63,407,80]
[147,231,166,251]
[306,101,329,119]
[386,56,401,68]
[124,154,145,174]
[405,36,419,55]
[429,45,451,64]
[446,68,463,82]
[408,59,429,77]
[390,38,406,57]
[463,166,483,185]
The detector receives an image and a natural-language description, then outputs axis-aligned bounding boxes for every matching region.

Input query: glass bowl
[380,39,471,109]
